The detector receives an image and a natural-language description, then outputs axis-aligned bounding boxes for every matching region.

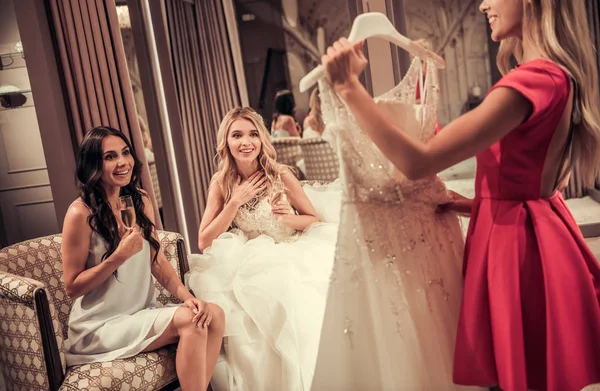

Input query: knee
[173,306,208,337]
[208,304,225,335]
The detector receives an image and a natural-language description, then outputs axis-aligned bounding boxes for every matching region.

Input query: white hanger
[299,12,446,93]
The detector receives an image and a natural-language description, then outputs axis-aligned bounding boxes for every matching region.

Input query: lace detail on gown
[311,57,476,390]
[233,193,299,243]
[319,57,451,207]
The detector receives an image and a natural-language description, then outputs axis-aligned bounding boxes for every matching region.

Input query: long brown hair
[214,107,284,203]
[496,0,600,187]
[76,126,160,265]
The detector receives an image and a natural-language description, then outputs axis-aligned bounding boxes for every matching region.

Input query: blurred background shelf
[0,89,33,111]
[0,51,26,71]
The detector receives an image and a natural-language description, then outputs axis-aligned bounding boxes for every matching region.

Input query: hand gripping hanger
[299,12,445,93]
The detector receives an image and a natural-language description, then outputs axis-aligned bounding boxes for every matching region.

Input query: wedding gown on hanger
[311,57,478,390]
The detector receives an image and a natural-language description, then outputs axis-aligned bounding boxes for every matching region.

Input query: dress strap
[417,58,430,127]
[418,59,425,105]
[73,200,93,213]
[552,78,579,193]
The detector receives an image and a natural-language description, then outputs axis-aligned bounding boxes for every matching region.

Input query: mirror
[234,0,352,129]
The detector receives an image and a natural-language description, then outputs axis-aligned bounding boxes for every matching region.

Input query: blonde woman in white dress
[187,107,339,391]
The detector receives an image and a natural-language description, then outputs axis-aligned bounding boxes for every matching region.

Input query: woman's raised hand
[114,226,144,261]
[229,171,267,207]
[322,37,368,92]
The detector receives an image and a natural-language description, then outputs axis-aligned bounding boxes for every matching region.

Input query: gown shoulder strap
[73,199,93,213]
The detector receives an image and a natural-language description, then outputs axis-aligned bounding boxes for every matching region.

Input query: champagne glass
[119,195,136,229]
[270,179,288,206]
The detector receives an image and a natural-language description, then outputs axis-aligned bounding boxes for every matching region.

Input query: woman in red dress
[319,0,600,390]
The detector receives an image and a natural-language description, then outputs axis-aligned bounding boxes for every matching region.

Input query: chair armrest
[155,231,190,305]
[0,270,43,304]
[0,271,64,391]
[177,238,190,278]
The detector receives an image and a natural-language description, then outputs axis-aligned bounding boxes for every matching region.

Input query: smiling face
[480,0,524,42]
[101,135,135,190]
[227,118,262,165]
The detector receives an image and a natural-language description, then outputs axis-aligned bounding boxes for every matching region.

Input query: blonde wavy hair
[497,0,600,187]
[308,88,325,134]
[214,107,284,203]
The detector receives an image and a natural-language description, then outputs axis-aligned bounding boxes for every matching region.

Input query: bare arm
[273,168,319,231]
[325,39,532,179]
[281,116,300,137]
[197,181,238,251]
[62,202,130,299]
[198,172,267,250]
[340,79,530,179]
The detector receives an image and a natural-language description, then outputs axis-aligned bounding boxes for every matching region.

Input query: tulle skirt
[186,222,337,391]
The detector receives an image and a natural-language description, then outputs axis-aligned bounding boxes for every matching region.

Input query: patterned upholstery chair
[298,137,339,182]
[0,231,190,391]
[272,137,304,179]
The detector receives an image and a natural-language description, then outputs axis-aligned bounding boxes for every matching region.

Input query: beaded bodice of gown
[319,57,451,207]
[233,191,298,243]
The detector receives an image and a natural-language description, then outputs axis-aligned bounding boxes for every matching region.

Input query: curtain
[587,0,600,81]
[564,0,600,199]
[165,0,241,214]
[48,0,161,227]
[588,0,600,198]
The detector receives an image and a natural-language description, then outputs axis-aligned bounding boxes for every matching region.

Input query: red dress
[453,59,600,391]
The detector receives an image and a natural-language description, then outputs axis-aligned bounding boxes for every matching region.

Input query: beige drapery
[588,0,600,199]
[165,0,241,214]
[563,0,600,199]
[48,0,161,227]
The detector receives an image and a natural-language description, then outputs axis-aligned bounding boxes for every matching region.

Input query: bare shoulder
[67,198,91,220]
[279,165,294,178]
[211,172,224,186]
[63,199,92,235]
[281,114,295,122]
[280,115,296,127]
[473,86,532,130]
[279,167,301,187]
[209,173,225,196]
